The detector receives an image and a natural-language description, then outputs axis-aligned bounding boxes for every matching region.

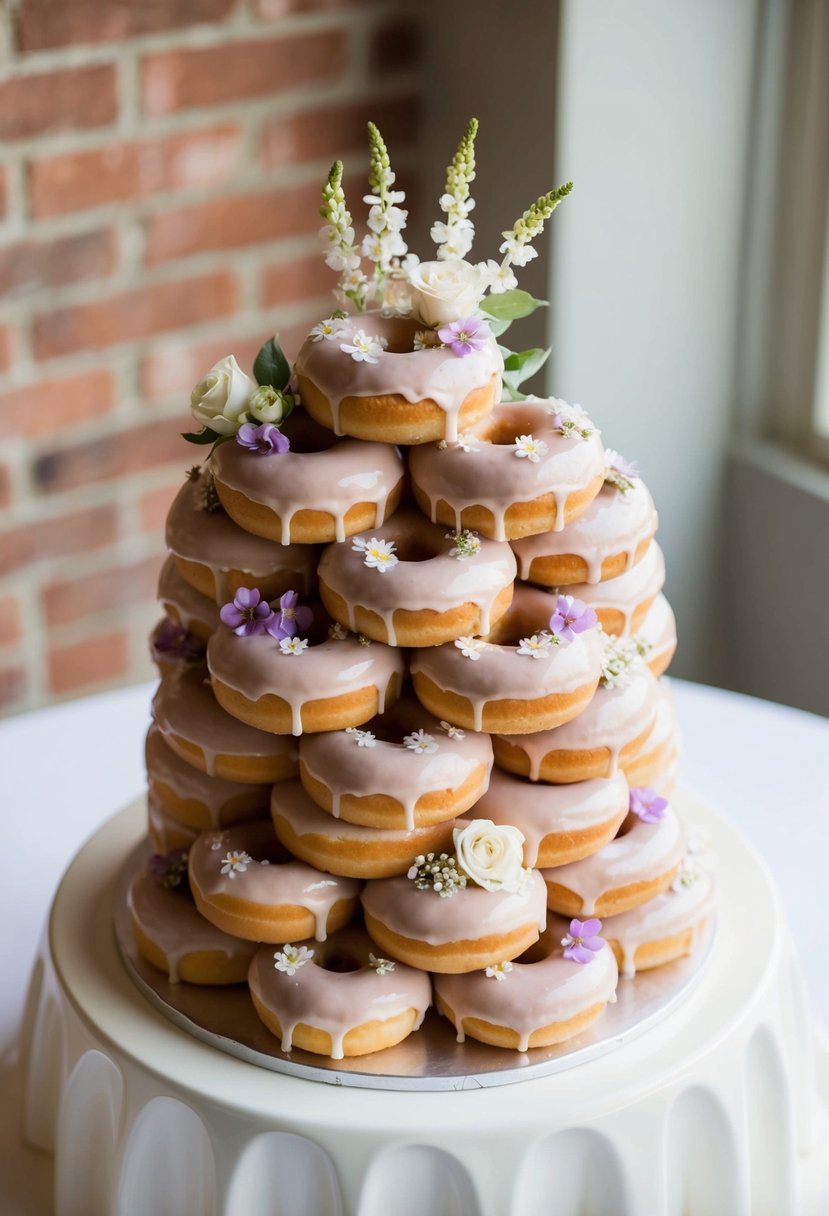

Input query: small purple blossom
[149,848,190,892]
[561,917,605,964]
[219,587,273,636]
[437,316,491,358]
[549,595,598,644]
[629,787,668,824]
[150,617,203,664]
[266,589,313,640]
[610,452,639,480]
[236,422,290,456]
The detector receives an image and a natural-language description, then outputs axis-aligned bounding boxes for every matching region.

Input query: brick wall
[0,0,424,715]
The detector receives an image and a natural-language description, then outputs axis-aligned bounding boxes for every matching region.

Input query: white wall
[550,0,761,684]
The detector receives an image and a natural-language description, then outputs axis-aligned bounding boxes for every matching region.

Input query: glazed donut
[559,541,665,637]
[492,655,660,783]
[511,472,657,587]
[298,696,493,831]
[147,794,200,854]
[189,821,360,943]
[271,779,455,879]
[408,397,606,541]
[248,925,432,1058]
[207,612,405,736]
[434,920,618,1051]
[317,510,516,647]
[145,724,272,832]
[472,768,630,868]
[410,584,602,734]
[158,554,220,643]
[294,311,502,445]
[603,855,716,977]
[153,662,298,785]
[622,680,679,793]
[166,469,318,603]
[361,870,547,974]
[636,592,677,677]
[129,860,256,985]
[543,797,685,918]
[211,412,404,545]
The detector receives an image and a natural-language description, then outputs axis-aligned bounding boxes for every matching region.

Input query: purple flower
[236,422,290,456]
[437,317,492,358]
[561,917,605,964]
[150,617,203,663]
[219,587,273,636]
[548,595,598,643]
[629,787,668,823]
[149,848,190,892]
[266,589,314,640]
[610,452,639,480]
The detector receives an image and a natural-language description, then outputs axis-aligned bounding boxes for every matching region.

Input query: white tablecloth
[1,678,828,1212]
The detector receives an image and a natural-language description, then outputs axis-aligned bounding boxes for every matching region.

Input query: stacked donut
[132,318,715,1061]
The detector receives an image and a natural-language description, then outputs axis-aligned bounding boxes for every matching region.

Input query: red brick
[141,30,347,116]
[261,93,419,171]
[0,368,114,439]
[32,271,237,359]
[0,328,11,373]
[0,229,116,298]
[144,181,321,264]
[0,66,116,141]
[47,629,129,695]
[369,17,424,76]
[17,0,236,52]
[42,553,163,627]
[0,666,26,710]
[28,125,243,219]
[0,504,117,575]
[261,253,335,309]
[0,595,21,646]
[32,416,191,494]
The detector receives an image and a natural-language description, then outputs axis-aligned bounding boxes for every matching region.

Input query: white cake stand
[21,792,829,1216]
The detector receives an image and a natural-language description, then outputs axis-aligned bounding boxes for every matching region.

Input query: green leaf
[253,335,291,390]
[502,346,551,381]
[181,427,222,445]
[485,317,512,338]
[500,381,527,402]
[480,289,548,323]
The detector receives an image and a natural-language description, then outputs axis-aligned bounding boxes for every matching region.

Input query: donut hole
[391,536,439,563]
[480,405,548,446]
[282,413,340,454]
[364,314,422,354]
[317,951,363,973]
[483,587,557,646]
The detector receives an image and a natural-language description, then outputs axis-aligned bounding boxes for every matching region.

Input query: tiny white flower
[369,953,396,975]
[671,858,701,894]
[279,636,309,656]
[309,318,343,342]
[404,729,439,755]
[440,720,466,739]
[220,850,252,878]
[351,537,368,552]
[456,432,480,453]
[455,636,484,661]
[328,622,348,640]
[359,537,399,573]
[513,434,549,463]
[357,633,373,646]
[274,944,314,976]
[345,726,377,748]
[480,258,518,294]
[446,528,481,560]
[340,330,386,363]
[517,631,556,659]
[485,960,514,981]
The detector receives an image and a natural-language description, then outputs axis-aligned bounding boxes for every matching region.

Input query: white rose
[190,355,256,436]
[453,819,527,893]
[408,258,488,327]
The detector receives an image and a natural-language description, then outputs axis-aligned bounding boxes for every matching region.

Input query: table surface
[1,677,828,1212]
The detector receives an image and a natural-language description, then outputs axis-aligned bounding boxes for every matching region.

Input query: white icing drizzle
[145,724,272,827]
[562,542,665,635]
[603,864,717,976]
[158,555,221,637]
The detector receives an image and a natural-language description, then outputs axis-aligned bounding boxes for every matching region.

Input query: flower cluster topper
[629,787,668,824]
[561,918,606,964]
[219,587,313,650]
[604,449,639,493]
[317,118,572,397]
[184,335,295,451]
[599,635,642,688]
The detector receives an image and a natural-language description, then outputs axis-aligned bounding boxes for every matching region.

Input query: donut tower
[132,120,716,1059]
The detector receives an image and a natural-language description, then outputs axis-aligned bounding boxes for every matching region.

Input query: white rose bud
[408,258,488,328]
[190,355,256,436]
[453,819,528,893]
[247,385,291,425]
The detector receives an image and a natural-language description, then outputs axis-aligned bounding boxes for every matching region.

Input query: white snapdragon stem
[432,118,478,263]
[363,122,410,309]
[320,160,368,311]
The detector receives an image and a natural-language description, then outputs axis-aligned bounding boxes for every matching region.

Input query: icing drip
[145,725,271,826]
[146,796,199,853]
[361,870,548,948]
[408,397,606,541]
[189,822,359,942]
[158,555,221,636]
[637,593,677,672]
[562,543,665,635]
[298,698,493,831]
[295,312,503,443]
[604,864,717,976]
[511,477,658,584]
[434,923,618,1051]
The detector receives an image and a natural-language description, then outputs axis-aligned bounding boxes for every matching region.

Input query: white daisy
[340,330,387,363]
[440,720,466,740]
[345,727,377,748]
[485,960,513,981]
[403,729,439,755]
[279,636,309,656]
[220,850,252,878]
[274,944,314,975]
[513,434,549,463]
[309,318,343,342]
[455,636,484,661]
[456,432,480,453]
[357,537,399,573]
[368,953,396,975]
[517,631,556,659]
